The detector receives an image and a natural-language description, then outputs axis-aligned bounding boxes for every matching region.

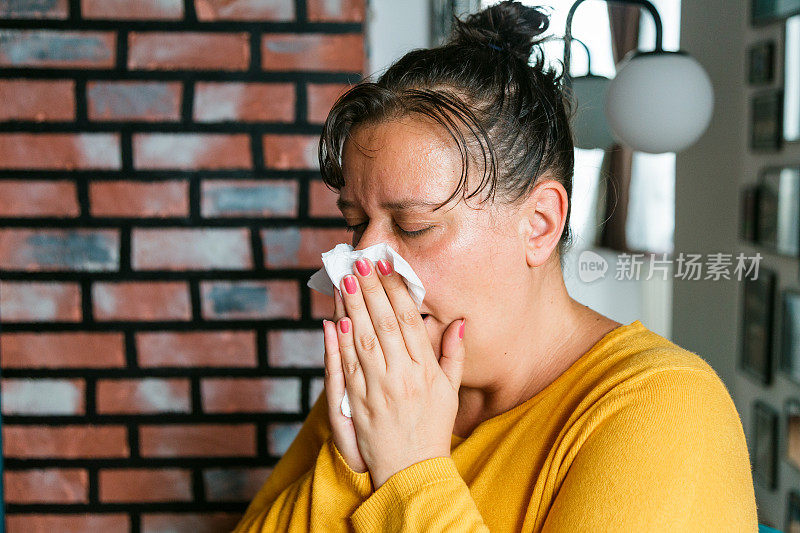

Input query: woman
[234,1,758,531]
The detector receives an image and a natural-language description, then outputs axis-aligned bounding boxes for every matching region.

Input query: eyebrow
[336,197,443,211]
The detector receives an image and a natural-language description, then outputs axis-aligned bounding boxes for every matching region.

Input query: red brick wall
[0,0,364,531]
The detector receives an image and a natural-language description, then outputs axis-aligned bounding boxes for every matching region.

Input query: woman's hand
[334,257,466,490]
[323,288,369,474]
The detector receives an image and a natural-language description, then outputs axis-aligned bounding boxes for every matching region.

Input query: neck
[453,258,620,439]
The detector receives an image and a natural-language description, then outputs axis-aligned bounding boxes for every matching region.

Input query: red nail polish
[378,259,393,276]
[458,319,465,339]
[339,318,350,334]
[344,275,357,294]
[356,258,370,276]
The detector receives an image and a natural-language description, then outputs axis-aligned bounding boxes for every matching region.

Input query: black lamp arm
[562,0,664,82]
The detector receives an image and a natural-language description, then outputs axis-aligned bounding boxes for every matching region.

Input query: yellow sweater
[233,319,758,532]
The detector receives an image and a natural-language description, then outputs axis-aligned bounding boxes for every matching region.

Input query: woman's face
[338,116,549,385]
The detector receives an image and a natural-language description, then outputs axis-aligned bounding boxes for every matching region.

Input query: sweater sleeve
[232,386,375,533]
[349,455,491,532]
[540,368,759,532]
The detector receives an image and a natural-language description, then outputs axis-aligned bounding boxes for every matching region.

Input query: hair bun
[450,0,550,60]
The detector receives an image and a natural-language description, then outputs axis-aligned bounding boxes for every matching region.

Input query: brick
[4,469,88,503]
[0,0,69,19]
[129,32,249,71]
[263,134,319,170]
[1,378,84,415]
[201,377,301,413]
[141,513,241,533]
[307,0,365,22]
[1,332,125,369]
[137,330,257,368]
[193,82,294,123]
[261,227,350,268]
[267,329,323,367]
[93,281,191,321]
[99,469,192,502]
[201,179,298,217]
[0,180,79,217]
[132,228,252,271]
[310,286,335,319]
[0,281,81,322]
[6,514,129,533]
[0,133,120,170]
[195,0,293,21]
[262,34,363,72]
[203,467,272,501]
[0,30,115,68]
[267,421,303,455]
[90,180,189,218]
[87,81,182,122]
[309,377,324,409]
[82,0,183,19]
[3,425,129,458]
[133,133,252,170]
[308,178,341,217]
[0,79,74,121]
[307,82,350,124]
[97,378,191,414]
[0,228,119,271]
[200,279,300,320]
[139,424,256,457]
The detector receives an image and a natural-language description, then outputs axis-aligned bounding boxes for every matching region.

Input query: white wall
[365,0,431,78]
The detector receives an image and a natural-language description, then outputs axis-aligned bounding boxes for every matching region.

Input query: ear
[517,179,569,268]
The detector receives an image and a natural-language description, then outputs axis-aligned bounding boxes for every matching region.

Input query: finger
[333,287,345,322]
[439,318,466,391]
[375,258,436,366]
[322,319,348,419]
[339,272,386,379]
[336,315,367,397]
[352,257,409,372]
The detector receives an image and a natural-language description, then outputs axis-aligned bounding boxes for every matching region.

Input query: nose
[351,221,400,252]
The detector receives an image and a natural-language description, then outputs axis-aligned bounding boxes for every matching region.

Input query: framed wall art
[752,0,800,25]
[756,167,800,256]
[785,398,800,471]
[752,89,784,151]
[781,289,800,383]
[785,14,800,142]
[749,40,776,84]
[740,267,777,385]
[753,400,779,490]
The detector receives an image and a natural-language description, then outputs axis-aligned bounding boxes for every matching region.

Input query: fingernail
[344,275,357,294]
[339,318,350,334]
[378,259,392,276]
[458,319,465,339]
[356,258,371,276]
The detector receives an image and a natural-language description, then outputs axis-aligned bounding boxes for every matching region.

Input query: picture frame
[756,167,800,256]
[749,40,775,84]
[787,490,800,533]
[780,289,800,384]
[784,397,800,471]
[785,15,800,142]
[740,267,776,385]
[740,184,759,244]
[752,400,779,490]
[752,0,800,26]
[751,89,784,151]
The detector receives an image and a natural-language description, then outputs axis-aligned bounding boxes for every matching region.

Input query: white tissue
[307,242,426,418]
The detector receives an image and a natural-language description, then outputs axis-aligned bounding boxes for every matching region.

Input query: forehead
[339,116,465,208]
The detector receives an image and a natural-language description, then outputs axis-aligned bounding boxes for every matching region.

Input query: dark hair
[319,0,576,262]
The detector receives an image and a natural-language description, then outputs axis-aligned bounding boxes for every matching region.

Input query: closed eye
[344,222,432,237]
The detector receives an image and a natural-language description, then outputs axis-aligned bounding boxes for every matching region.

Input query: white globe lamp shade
[570,74,615,150]
[604,52,714,153]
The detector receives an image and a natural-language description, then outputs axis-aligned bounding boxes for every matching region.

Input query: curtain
[595,4,641,252]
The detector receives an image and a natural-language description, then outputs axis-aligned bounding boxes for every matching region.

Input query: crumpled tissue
[307,242,426,417]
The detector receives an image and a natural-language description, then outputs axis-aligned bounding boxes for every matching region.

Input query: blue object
[758,524,782,533]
